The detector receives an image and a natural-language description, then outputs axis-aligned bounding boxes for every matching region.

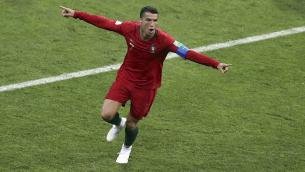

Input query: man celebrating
[60,5,231,164]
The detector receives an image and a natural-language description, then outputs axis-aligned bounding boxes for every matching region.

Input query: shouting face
[140,12,158,40]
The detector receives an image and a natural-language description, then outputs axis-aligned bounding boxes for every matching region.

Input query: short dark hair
[140,6,158,18]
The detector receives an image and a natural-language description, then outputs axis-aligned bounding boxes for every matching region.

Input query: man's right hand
[60,6,75,17]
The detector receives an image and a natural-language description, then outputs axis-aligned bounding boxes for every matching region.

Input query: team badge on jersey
[150,44,156,54]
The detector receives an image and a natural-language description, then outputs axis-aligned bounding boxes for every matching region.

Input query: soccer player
[60,5,231,164]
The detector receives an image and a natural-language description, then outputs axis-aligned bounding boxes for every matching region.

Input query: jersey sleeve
[168,41,220,68]
[73,11,124,35]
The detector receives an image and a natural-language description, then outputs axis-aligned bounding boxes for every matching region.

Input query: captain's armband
[173,40,190,59]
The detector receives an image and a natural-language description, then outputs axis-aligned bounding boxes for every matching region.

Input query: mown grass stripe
[1,26,305,93]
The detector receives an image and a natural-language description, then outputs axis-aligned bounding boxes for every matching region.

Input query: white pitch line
[1,26,305,93]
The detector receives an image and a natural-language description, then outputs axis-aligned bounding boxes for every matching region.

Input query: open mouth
[149,28,155,32]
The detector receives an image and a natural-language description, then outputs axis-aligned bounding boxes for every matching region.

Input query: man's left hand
[217,63,232,73]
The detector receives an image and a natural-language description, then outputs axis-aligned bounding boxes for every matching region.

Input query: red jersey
[74,12,220,89]
[114,21,175,89]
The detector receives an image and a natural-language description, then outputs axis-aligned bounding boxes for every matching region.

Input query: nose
[149,21,156,27]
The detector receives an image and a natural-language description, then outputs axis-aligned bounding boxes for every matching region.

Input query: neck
[140,28,154,41]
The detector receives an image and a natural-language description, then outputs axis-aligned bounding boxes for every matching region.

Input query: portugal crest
[150,44,155,53]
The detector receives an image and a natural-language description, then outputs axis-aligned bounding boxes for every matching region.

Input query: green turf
[1,0,305,171]
[0,0,305,85]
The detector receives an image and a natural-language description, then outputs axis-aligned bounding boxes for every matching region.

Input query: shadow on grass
[273,0,305,16]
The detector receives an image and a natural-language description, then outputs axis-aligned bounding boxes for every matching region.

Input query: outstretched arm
[169,41,231,73]
[60,6,122,33]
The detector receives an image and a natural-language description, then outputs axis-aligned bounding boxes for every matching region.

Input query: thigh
[102,80,131,118]
[102,99,122,117]
[130,89,157,120]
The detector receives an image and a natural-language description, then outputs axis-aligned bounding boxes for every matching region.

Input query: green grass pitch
[0,0,305,171]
